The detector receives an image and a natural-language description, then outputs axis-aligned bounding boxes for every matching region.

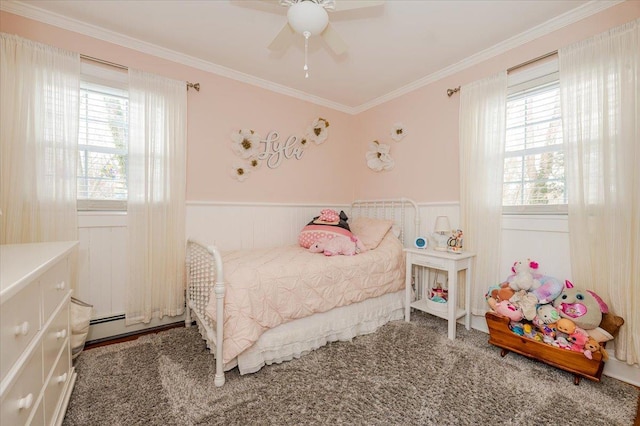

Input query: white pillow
[350,217,394,250]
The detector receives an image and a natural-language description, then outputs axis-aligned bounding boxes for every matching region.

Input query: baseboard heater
[89,314,125,325]
[85,316,185,348]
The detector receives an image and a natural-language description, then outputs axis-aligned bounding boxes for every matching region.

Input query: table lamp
[433,216,451,251]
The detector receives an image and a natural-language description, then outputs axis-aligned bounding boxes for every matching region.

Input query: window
[503,61,566,213]
[77,63,128,211]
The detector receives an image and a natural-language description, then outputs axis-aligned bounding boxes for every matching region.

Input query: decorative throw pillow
[298,224,353,249]
[349,217,394,250]
[298,209,352,249]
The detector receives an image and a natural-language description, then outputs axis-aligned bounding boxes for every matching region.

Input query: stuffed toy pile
[486,259,624,360]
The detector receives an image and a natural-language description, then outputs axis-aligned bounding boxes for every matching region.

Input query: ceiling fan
[267,0,384,59]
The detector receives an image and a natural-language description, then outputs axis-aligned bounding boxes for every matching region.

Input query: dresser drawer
[42,303,69,379]
[41,260,69,321]
[0,280,41,382]
[0,345,43,426]
[44,342,71,426]
[27,394,45,426]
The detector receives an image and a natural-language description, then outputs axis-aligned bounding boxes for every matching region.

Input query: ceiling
[5,0,614,112]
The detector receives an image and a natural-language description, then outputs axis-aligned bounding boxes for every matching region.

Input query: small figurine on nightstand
[447,229,463,253]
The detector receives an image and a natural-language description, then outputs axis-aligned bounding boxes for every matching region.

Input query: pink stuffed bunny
[308,235,366,256]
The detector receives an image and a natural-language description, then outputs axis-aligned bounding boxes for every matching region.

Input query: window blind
[77,80,129,210]
[503,78,565,209]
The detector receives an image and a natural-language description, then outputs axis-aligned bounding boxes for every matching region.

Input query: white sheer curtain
[459,72,508,315]
[560,19,639,366]
[126,69,187,325]
[0,33,79,244]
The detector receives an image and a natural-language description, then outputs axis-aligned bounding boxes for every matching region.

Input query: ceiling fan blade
[268,23,296,51]
[321,23,348,56]
[332,0,384,12]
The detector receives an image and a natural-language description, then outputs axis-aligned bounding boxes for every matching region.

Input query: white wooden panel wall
[186,202,349,251]
[186,201,461,252]
[415,202,460,247]
[78,204,637,385]
[75,204,569,320]
[76,213,128,320]
[501,215,572,281]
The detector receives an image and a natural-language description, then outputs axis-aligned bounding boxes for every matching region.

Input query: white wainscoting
[74,201,459,324]
[185,200,461,251]
[186,202,351,250]
[500,214,572,281]
[76,212,128,320]
[76,203,637,385]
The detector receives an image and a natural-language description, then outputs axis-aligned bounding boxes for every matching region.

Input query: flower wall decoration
[229,117,330,181]
[231,129,261,159]
[366,140,394,172]
[299,136,310,150]
[365,122,406,172]
[307,117,329,145]
[230,162,251,182]
[390,123,406,142]
[247,157,262,171]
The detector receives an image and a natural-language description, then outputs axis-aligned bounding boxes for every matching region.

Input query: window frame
[503,59,567,215]
[77,62,129,212]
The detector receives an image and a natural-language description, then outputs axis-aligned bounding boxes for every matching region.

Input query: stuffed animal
[553,281,608,330]
[568,331,589,352]
[556,318,576,339]
[488,298,524,322]
[587,312,625,343]
[509,290,538,321]
[508,259,542,291]
[510,322,525,336]
[308,235,366,256]
[531,276,564,304]
[537,322,557,339]
[584,337,609,361]
[522,324,541,341]
[533,304,560,326]
[491,284,516,303]
[554,336,572,350]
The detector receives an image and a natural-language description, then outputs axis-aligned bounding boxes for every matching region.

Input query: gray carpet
[63,312,638,425]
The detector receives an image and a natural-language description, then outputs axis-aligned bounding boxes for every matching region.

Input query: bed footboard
[186,239,225,386]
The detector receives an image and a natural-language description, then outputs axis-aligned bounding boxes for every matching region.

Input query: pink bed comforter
[205,232,405,364]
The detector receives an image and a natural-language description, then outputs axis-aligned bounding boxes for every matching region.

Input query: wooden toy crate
[485,311,605,385]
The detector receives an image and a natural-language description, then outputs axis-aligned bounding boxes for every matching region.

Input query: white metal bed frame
[185,198,419,387]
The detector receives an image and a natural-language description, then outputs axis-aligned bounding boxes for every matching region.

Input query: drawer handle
[55,281,66,291]
[57,372,68,384]
[55,329,67,339]
[14,321,30,336]
[17,393,34,410]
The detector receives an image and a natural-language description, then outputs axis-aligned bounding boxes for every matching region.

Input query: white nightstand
[404,248,476,340]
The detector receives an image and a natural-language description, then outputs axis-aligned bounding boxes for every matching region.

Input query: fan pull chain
[303,31,310,79]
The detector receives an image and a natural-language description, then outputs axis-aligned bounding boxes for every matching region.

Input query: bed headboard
[349,198,419,247]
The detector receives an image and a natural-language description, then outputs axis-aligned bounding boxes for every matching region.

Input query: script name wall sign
[230,117,329,182]
[259,131,304,169]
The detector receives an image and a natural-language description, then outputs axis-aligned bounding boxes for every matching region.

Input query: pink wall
[0,12,358,204]
[352,1,640,203]
[2,2,639,204]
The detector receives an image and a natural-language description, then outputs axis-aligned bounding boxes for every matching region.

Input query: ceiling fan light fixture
[287,1,329,36]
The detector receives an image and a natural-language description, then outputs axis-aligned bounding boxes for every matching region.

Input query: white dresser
[1,241,78,426]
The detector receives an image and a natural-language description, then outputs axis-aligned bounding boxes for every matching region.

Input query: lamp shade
[287,1,329,36]
[434,216,451,234]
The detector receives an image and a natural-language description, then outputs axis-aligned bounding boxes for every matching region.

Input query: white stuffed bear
[508,259,542,291]
[308,235,367,256]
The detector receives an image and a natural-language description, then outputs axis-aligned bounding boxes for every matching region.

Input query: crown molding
[0,0,356,114]
[1,0,623,115]
[352,0,624,114]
